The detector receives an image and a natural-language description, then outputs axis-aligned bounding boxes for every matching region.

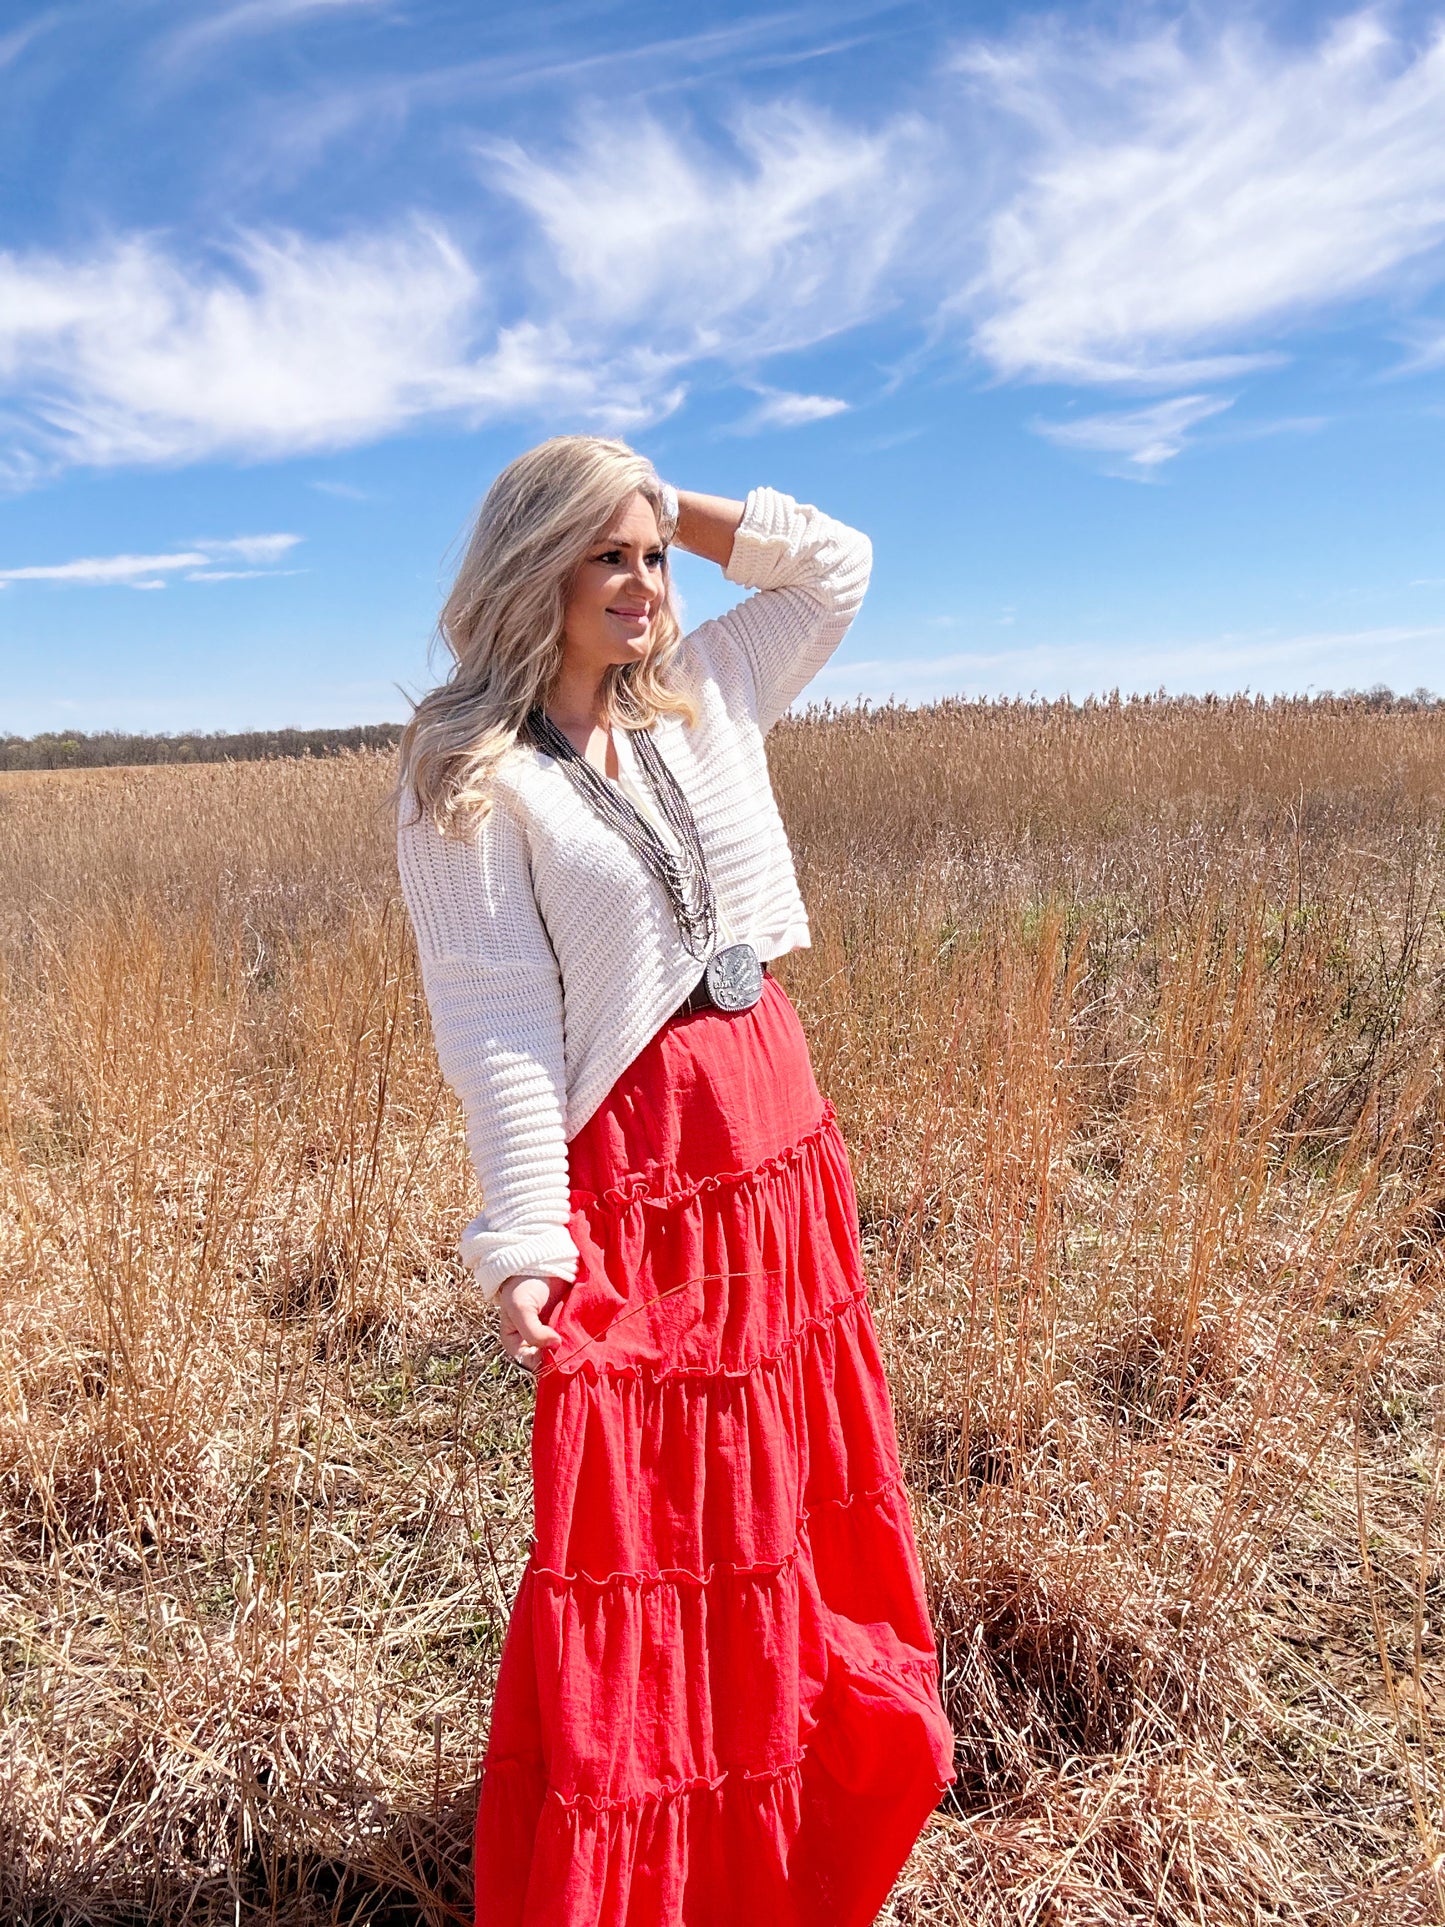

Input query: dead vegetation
[1,692,1444,1922]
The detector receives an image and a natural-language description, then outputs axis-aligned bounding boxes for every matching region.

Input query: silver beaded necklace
[520,704,764,1011]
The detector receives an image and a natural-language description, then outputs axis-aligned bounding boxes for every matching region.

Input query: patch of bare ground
[2,694,1444,1922]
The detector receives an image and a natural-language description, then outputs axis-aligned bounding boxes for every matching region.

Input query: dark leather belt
[675,959,770,1018]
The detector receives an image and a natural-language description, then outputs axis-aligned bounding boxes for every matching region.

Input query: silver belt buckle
[703,942,764,1012]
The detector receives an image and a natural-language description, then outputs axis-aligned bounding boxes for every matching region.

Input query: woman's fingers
[498,1313,541,1371]
[511,1300,560,1352]
[498,1276,563,1373]
[507,1282,561,1347]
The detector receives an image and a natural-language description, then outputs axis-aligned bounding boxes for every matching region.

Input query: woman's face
[560,490,666,682]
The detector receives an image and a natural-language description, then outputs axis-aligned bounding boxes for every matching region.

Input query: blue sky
[4,0,1445,733]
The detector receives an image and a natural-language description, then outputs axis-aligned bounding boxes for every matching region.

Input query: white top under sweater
[395,485,872,1298]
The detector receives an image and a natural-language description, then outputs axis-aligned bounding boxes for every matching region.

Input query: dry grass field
[2,695,1444,1924]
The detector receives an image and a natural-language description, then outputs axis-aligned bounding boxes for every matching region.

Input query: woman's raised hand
[497,1272,567,1373]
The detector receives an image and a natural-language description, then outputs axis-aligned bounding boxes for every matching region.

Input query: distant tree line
[4,686,1442,772]
[0,723,406,771]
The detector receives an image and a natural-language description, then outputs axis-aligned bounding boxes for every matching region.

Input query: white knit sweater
[396,485,871,1298]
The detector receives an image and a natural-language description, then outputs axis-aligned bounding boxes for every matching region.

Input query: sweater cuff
[460,1218,580,1301]
[723,486,799,593]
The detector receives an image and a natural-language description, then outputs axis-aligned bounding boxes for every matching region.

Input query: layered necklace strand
[520,706,718,961]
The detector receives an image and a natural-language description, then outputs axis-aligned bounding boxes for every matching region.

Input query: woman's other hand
[497,1272,567,1373]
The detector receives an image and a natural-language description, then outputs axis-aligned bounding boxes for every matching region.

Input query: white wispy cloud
[1396,322,1445,371]
[238,12,907,184]
[0,533,302,588]
[0,15,59,69]
[480,99,925,360]
[0,228,672,472]
[309,479,371,500]
[195,533,302,563]
[0,227,491,471]
[955,11,1445,383]
[726,384,851,433]
[0,551,213,586]
[162,0,387,66]
[1032,394,1234,474]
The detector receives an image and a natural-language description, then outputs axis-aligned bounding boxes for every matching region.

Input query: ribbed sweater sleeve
[396,785,579,1301]
[713,486,873,732]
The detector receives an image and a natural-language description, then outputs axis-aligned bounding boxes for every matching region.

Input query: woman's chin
[609,638,654,667]
[564,636,655,681]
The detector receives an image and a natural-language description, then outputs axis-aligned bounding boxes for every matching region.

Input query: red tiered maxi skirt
[475,973,956,1926]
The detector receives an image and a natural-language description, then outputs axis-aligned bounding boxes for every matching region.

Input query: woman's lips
[608,606,650,627]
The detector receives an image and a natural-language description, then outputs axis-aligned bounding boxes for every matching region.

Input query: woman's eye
[594,548,667,567]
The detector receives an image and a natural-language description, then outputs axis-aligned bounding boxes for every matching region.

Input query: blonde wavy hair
[395,435,698,837]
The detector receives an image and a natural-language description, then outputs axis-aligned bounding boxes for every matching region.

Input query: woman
[395,435,955,1927]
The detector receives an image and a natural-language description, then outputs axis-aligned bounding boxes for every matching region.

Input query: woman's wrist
[667,487,747,569]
